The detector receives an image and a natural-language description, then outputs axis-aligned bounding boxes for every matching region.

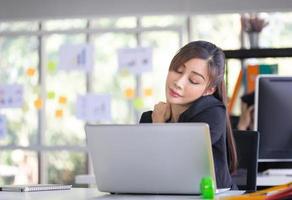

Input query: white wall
[0,0,292,21]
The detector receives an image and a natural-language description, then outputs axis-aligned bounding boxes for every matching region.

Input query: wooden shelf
[224,48,292,59]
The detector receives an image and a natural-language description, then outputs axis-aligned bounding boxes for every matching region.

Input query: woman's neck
[170,104,190,122]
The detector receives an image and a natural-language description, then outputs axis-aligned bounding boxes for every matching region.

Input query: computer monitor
[255,75,292,161]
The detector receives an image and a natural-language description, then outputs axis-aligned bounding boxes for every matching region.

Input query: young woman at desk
[140,40,238,189]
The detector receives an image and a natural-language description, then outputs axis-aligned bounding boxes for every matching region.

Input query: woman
[140,40,237,189]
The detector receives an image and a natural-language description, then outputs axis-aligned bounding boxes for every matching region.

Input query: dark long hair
[169,40,238,173]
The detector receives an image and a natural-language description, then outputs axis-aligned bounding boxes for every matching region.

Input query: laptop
[85,123,217,195]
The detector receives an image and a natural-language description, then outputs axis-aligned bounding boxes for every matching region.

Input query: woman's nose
[174,75,186,89]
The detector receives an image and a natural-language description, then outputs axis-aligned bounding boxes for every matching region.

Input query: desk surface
[75,174,292,188]
[0,188,244,200]
[257,175,292,186]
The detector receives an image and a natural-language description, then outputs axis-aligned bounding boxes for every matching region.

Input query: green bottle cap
[200,176,215,199]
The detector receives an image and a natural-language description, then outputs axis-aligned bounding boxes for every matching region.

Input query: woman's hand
[152,102,171,123]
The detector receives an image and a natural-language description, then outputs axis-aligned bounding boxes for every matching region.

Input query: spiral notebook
[0,184,72,192]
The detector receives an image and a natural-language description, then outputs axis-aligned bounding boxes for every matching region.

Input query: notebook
[0,184,72,192]
[85,123,218,194]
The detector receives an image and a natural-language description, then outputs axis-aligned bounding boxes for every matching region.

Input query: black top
[139,95,232,189]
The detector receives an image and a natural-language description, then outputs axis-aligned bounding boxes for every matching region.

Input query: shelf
[224,48,292,59]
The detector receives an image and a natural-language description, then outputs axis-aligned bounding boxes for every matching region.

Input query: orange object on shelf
[246,64,259,93]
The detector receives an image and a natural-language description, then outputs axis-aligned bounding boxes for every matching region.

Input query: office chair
[232,130,260,192]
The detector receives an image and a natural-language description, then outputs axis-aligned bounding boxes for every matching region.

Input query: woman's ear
[203,87,216,96]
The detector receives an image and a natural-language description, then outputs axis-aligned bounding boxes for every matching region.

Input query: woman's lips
[169,88,182,98]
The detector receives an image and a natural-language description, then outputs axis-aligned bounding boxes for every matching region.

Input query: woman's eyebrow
[191,71,205,80]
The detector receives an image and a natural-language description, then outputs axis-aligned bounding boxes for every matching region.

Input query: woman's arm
[139,111,153,123]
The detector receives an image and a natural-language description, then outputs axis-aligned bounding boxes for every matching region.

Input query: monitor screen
[255,76,292,161]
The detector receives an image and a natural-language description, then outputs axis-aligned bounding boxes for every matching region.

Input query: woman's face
[165,58,214,106]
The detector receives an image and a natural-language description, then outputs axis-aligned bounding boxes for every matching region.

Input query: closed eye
[175,69,183,74]
[175,66,184,74]
[189,79,199,85]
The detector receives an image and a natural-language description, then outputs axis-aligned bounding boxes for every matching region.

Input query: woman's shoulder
[179,95,225,122]
[139,111,153,123]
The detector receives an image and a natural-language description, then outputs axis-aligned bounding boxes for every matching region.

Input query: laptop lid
[85,123,216,194]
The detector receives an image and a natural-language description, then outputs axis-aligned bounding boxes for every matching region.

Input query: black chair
[232,130,260,192]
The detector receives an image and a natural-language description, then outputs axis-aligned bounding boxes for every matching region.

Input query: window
[2,12,292,185]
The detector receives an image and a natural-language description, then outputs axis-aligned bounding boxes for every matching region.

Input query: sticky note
[34,98,43,109]
[26,67,36,77]
[55,109,63,118]
[48,61,57,73]
[124,88,135,99]
[133,98,144,110]
[58,96,67,104]
[47,91,55,99]
[144,88,153,97]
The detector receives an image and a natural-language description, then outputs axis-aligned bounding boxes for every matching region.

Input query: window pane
[47,151,87,185]
[44,19,87,31]
[226,59,242,115]
[141,15,186,27]
[0,150,38,185]
[261,12,292,48]
[140,31,180,110]
[0,36,39,146]
[91,17,136,29]
[191,14,241,50]
[0,21,38,31]
[92,33,137,123]
[45,34,87,146]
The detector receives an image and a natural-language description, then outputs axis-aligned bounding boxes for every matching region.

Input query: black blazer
[140,95,232,189]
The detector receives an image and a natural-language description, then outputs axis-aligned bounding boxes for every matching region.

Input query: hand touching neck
[170,103,189,122]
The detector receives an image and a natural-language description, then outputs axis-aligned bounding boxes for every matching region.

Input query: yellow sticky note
[47,91,55,99]
[55,109,63,118]
[144,88,153,97]
[124,88,135,99]
[59,96,67,104]
[34,98,43,109]
[26,67,36,77]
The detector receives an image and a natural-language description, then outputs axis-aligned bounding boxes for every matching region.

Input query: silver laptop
[85,123,217,194]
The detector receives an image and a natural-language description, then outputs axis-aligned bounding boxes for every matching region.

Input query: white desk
[0,188,244,200]
[75,174,96,185]
[257,175,292,186]
[76,174,292,188]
